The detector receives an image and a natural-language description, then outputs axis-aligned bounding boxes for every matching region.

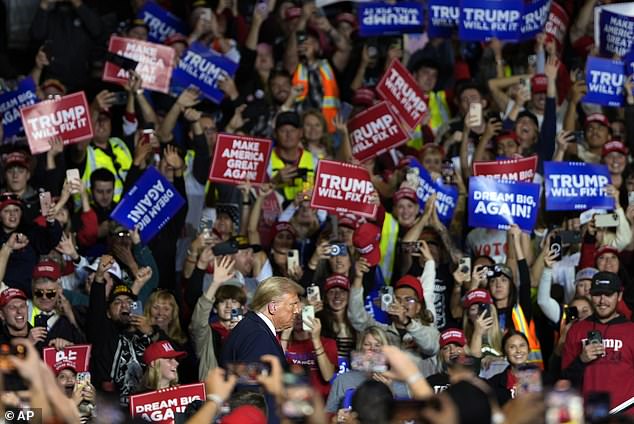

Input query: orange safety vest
[511,304,544,369]
[292,60,340,133]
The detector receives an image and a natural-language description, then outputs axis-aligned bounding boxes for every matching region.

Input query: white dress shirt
[256,312,277,337]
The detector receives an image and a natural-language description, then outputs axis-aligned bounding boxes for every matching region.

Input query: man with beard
[562,272,634,416]
[86,254,153,406]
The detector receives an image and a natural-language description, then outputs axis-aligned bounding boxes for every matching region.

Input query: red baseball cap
[353,223,381,267]
[463,289,493,308]
[335,12,357,28]
[220,405,266,424]
[32,259,62,281]
[339,214,359,230]
[164,33,188,47]
[352,88,376,107]
[394,274,423,302]
[602,140,628,157]
[271,222,297,240]
[594,245,619,263]
[439,328,467,348]
[143,341,187,365]
[495,130,520,145]
[3,152,31,170]
[530,74,548,93]
[585,113,609,128]
[0,193,22,212]
[284,6,302,20]
[324,274,350,292]
[0,288,27,308]
[393,187,418,205]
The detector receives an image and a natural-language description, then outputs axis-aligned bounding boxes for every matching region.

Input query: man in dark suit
[220,276,303,424]
[220,276,303,367]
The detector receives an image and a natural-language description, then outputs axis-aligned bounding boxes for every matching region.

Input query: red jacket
[562,315,634,415]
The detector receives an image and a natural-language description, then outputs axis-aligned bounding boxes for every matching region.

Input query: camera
[231,308,243,323]
[329,243,347,256]
[380,286,394,311]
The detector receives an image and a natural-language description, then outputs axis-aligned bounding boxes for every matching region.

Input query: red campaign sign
[103,36,174,93]
[472,155,538,183]
[310,160,377,219]
[208,133,273,185]
[348,101,409,163]
[42,344,91,374]
[130,383,206,423]
[20,91,93,154]
[376,59,428,131]
[544,2,569,50]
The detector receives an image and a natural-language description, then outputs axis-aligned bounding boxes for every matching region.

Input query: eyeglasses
[34,289,57,299]
[112,231,130,238]
[396,296,418,305]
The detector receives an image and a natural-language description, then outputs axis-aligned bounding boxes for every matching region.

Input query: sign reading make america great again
[208,133,272,185]
[376,59,428,131]
[348,101,408,163]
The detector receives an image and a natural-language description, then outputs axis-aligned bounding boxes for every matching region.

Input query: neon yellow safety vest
[83,138,132,203]
[379,212,399,283]
[406,91,451,150]
[511,304,543,369]
[268,149,317,202]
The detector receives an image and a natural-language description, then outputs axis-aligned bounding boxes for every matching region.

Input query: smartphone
[201,7,212,20]
[468,102,482,127]
[380,286,394,311]
[301,305,315,332]
[350,350,388,373]
[342,388,356,409]
[516,364,542,396]
[527,54,537,66]
[0,343,28,391]
[198,218,214,244]
[39,191,52,216]
[140,128,154,145]
[545,383,585,424]
[212,239,239,256]
[230,308,243,323]
[586,392,611,423]
[226,362,269,385]
[76,371,91,390]
[281,370,314,418]
[401,241,421,255]
[629,192,634,206]
[594,213,619,228]
[558,230,581,245]
[105,51,138,71]
[549,235,562,261]
[441,160,454,185]
[287,249,300,270]
[306,284,321,304]
[296,31,307,44]
[459,257,471,276]
[329,243,347,256]
[66,168,80,194]
[519,78,532,100]
[111,91,128,106]
[573,130,585,143]
[564,306,579,324]
[42,40,55,62]
[478,303,490,318]
[130,300,143,316]
[586,330,603,346]
[34,313,48,328]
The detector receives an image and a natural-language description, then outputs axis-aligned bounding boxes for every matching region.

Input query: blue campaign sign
[110,167,185,243]
[544,161,615,211]
[584,56,625,107]
[427,0,460,38]
[407,158,458,226]
[459,0,522,41]
[468,177,540,232]
[137,2,188,43]
[598,7,634,57]
[0,78,38,139]
[171,43,239,104]
[358,2,424,37]
[520,0,552,40]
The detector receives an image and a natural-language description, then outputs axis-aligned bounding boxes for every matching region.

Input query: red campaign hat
[440,328,467,348]
[325,274,350,292]
[530,74,548,93]
[463,288,493,308]
[353,223,381,267]
[271,222,297,240]
[3,152,31,169]
[352,88,376,107]
[32,259,62,281]
[0,288,27,308]
[335,12,358,28]
[339,213,360,230]
[594,245,619,262]
[393,187,418,205]
[220,405,267,424]
[585,113,610,128]
[164,33,188,47]
[494,130,520,145]
[602,140,628,157]
[284,6,302,20]
[0,192,22,212]
[143,341,187,365]
[394,274,423,302]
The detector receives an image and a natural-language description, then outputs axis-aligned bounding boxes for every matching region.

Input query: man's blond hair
[250,276,305,311]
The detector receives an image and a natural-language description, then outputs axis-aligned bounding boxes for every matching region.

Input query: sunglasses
[0,193,20,202]
[34,289,57,299]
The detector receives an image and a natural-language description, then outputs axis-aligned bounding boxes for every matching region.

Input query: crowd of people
[0,0,634,423]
